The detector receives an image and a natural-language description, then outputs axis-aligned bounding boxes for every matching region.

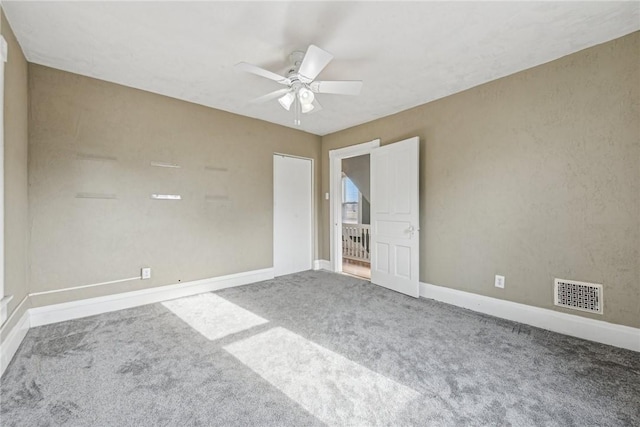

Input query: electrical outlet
[495,275,505,289]
[141,267,151,280]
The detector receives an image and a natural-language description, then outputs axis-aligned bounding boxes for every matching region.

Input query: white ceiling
[3,1,639,136]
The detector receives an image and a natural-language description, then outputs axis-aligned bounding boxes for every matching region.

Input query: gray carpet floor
[1,270,638,426]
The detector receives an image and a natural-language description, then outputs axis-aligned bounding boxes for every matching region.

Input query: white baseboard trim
[419,282,640,352]
[0,295,14,325]
[30,268,274,328]
[1,309,30,377]
[313,259,332,271]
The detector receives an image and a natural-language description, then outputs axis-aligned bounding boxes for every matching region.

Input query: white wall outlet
[141,267,151,280]
[495,275,505,289]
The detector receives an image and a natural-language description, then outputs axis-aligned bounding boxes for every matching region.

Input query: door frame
[273,153,315,276]
[329,139,380,273]
[0,35,8,324]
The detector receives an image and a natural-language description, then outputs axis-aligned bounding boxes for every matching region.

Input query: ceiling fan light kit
[236,44,363,126]
[300,101,314,114]
[278,91,295,111]
[298,87,315,106]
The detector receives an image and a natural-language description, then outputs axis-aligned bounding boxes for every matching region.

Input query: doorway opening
[341,156,371,279]
[331,137,420,297]
[329,139,380,279]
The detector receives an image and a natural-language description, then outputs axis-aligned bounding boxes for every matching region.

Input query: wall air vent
[554,278,603,314]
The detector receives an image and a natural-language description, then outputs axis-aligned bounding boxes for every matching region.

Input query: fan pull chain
[294,96,301,126]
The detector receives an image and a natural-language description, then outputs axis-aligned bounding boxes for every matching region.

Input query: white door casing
[273,154,313,277]
[370,137,420,297]
[0,36,8,324]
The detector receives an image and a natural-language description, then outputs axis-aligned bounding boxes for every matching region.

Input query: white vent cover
[554,278,603,314]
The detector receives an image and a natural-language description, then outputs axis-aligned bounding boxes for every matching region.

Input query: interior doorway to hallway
[329,139,380,280]
[341,155,371,280]
[331,137,420,297]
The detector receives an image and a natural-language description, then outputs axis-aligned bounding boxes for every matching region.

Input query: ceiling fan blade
[249,88,291,104]
[235,62,291,85]
[298,45,334,82]
[310,80,363,95]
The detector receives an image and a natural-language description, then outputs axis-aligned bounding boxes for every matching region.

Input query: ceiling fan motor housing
[289,51,305,71]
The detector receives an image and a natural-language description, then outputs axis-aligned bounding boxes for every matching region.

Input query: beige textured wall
[28,64,321,307]
[321,32,639,328]
[1,10,31,339]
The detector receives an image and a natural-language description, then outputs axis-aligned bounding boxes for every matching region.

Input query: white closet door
[273,155,313,277]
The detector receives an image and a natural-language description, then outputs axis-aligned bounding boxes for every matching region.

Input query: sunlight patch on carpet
[162,293,268,341]
[224,327,420,426]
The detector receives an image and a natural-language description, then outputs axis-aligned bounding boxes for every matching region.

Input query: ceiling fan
[235,45,363,125]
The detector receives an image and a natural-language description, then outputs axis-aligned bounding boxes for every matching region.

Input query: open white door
[370,137,420,297]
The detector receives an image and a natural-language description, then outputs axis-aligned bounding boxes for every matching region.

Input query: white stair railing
[342,224,371,262]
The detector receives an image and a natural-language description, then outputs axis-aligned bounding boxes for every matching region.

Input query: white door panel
[274,155,313,277]
[375,242,390,273]
[371,137,420,297]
